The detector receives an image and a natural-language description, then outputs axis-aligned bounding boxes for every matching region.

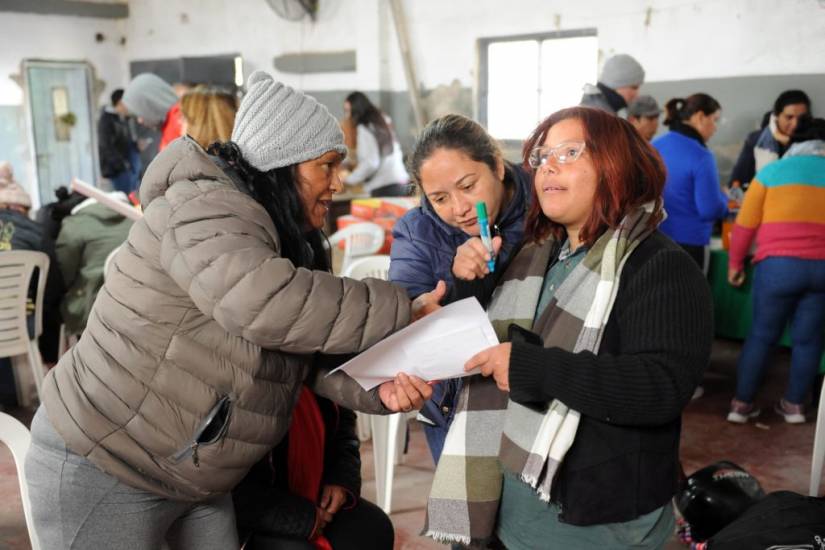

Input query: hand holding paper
[377,373,433,412]
[329,298,499,390]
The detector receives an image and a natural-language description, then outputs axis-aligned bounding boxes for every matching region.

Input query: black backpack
[677,461,766,541]
[708,491,825,549]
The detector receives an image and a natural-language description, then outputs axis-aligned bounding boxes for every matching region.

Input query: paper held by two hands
[327,298,499,390]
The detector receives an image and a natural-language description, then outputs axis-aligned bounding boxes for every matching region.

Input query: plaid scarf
[424,205,657,545]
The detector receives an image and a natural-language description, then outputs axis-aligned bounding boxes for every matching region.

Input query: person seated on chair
[0,162,64,384]
[233,387,393,550]
[388,114,531,463]
[56,190,134,336]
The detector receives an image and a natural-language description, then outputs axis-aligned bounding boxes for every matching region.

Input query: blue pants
[735,257,825,404]
[109,146,142,194]
[420,378,462,463]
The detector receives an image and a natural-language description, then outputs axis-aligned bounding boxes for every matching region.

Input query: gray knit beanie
[231,71,347,172]
[599,54,645,89]
[122,74,178,127]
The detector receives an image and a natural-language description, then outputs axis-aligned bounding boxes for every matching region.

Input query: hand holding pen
[452,235,502,280]
[452,202,503,281]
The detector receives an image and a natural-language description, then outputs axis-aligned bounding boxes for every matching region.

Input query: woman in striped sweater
[727,118,825,424]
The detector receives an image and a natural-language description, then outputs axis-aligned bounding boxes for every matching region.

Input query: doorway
[22,60,99,208]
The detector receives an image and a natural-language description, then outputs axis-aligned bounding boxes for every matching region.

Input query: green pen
[476,202,495,273]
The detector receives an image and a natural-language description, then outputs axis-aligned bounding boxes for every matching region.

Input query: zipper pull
[191,443,200,468]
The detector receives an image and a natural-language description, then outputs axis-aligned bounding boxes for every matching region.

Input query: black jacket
[232,393,362,541]
[455,231,713,525]
[98,109,133,177]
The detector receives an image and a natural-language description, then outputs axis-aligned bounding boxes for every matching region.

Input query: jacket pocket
[170,394,233,468]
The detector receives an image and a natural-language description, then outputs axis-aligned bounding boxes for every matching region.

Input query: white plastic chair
[0,412,41,549]
[342,255,393,443]
[328,222,386,275]
[343,254,391,281]
[341,255,390,443]
[810,380,825,496]
[0,251,49,402]
[342,254,409,513]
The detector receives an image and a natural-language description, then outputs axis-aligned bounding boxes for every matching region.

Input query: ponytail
[664,98,686,128]
[664,94,721,128]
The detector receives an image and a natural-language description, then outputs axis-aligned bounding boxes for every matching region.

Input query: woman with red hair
[424,107,713,549]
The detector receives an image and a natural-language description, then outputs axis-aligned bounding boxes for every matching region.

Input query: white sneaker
[726,399,760,424]
[775,399,805,424]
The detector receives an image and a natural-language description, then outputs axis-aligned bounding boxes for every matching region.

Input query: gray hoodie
[122,73,178,127]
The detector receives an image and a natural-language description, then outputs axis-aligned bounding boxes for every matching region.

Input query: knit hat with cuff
[0,162,31,208]
[231,71,347,172]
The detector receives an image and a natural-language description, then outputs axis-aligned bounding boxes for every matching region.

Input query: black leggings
[243,499,394,550]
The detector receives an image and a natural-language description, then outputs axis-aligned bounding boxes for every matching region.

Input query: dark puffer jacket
[42,137,411,501]
[0,208,64,362]
[233,394,362,541]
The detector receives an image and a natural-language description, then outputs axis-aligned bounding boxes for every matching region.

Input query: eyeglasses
[528,141,586,169]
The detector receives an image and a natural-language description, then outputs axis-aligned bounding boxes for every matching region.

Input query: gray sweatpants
[25,407,239,549]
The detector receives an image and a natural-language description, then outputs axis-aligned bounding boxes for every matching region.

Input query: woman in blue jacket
[389,114,530,461]
[653,93,728,272]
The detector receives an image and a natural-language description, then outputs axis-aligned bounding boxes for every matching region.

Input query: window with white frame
[480,30,598,142]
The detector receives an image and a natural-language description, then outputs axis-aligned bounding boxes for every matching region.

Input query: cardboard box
[349,198,383,220]
[377,197,419,219]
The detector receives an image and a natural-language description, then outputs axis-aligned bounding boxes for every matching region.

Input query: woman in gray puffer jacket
[25,71,435,550]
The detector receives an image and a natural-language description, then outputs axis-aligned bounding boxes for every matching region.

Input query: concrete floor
[1,338,821,549]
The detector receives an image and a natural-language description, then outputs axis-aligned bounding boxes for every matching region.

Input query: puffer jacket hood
[43,136,411,501]
[122,73,178,127]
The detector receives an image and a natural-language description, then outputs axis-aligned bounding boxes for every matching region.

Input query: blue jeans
[420,378,462,463]
[735,257,825,404]
[109,146,142,194]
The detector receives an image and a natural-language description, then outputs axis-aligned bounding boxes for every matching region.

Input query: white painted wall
[118,0,825,92]
[122,0,390,91]
[400,0,825,90]
[0,12,127,105]
[0,12,127,202]
[3,0,824,100]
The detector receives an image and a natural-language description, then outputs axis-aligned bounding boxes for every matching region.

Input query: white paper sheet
[328,297,499,389]
[71,178,143,221]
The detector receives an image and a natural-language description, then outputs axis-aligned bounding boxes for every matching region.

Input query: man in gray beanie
[580,53,646,116]
[121,73,183,151]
